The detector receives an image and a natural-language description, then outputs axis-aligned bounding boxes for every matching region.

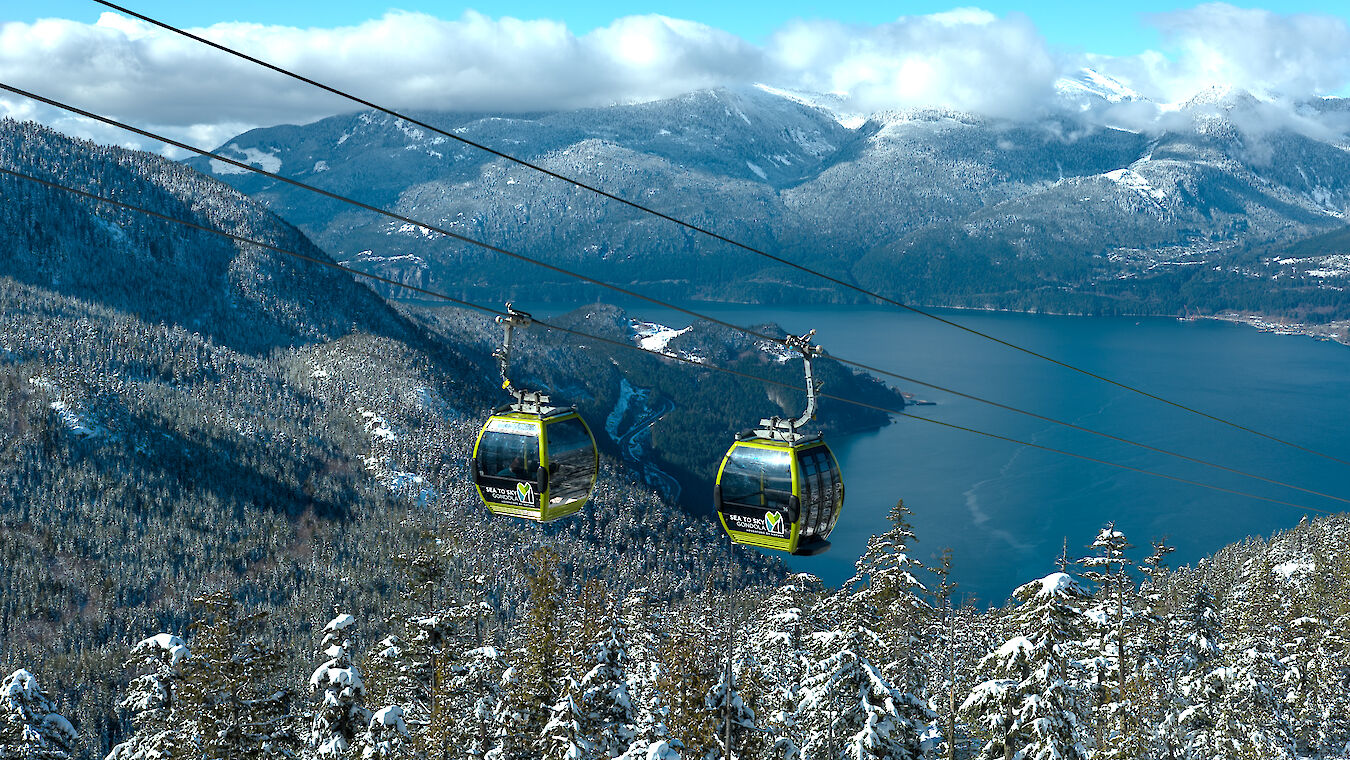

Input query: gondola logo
[516,482,534,503]
[765,511,787,537]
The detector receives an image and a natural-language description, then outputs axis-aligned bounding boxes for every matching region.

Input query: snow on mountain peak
[1054,68,1142,105]
[752,83,867,129]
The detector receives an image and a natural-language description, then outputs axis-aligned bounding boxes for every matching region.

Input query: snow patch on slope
[358,408,397,442]
[1273,560,1313,580]
[633,321,691,352]
[50,401,103,439]
[210,145,282,176]
[1105,168,1168,202]
[631,320,706,364]
[752,83,866,129]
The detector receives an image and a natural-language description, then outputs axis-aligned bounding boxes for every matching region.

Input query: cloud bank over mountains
[2,3,1349,154]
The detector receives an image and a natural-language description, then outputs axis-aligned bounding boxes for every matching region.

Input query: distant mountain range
[186,71,1350,320]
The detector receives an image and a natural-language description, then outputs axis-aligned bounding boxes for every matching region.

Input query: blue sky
[14,0,1350,55]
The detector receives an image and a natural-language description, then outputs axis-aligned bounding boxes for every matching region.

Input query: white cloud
[1,3,1349,154]
[0,7,1057,145]
[764,12,1058,118]
[1088,3,1350,105]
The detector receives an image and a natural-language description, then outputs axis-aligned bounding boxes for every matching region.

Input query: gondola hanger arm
[494,304,553,413]
[756,329,824,440]
[494,302,533,392]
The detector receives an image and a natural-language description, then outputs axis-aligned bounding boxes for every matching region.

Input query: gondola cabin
[714,433,843,556]
[472,406,598,522]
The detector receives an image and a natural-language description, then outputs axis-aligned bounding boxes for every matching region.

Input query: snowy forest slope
[0,119,780,755]
[3,119,1350,760]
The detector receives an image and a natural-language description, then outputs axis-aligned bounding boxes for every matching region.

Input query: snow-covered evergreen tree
[926,548,986,760]
[960,638,1023,760]
[105,634,190,760]
[1281,614,1329,755]
[1213,647,1294,760]
[963,572,1090,760]
[1317,609,1350,757]
[659,604,717,758]
[751,574,822,760]
[1077,524,1133,757]
[581,619,637,759]
[361,634,418,732]
[408,612,457,757]
[620,673,680,760]
[178,590,298,760]
[704,656,756,760]
[444,646,505,760]
[800,615,931,760]
[494,548,565,760]
[1218,559,1295,759]
[391,529,455,756]
[1178,585,1223,758]
[845,501,932,693]
[306,613,370,759]
[359,707,409,760]
[1134,539,1182,760]
[541,678,593,760]
[0,669,76,760]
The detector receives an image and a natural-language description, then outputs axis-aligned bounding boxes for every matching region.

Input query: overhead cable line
[8,82,1349,509]
[4,165,1344,519]
[88,0,1350,470]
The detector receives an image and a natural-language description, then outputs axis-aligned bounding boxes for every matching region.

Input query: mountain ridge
[186,81,1350,320]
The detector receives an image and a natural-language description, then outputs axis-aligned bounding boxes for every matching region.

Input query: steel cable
[4,81,1348,508]
[4,164,1342,516]
[85,0,1350,469]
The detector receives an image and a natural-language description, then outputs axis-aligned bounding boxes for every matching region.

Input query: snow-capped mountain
[1054,68,1144,109]
[187,80,1350,317]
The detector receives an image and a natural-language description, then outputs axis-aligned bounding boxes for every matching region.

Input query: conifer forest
[3,62,1350,760]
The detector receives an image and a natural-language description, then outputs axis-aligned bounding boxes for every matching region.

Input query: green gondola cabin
[472,407,597,522]
[714,434,842,556]
[713,329,844,556]
[471,305,598,522]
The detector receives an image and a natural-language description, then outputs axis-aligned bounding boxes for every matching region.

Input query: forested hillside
[3,118,1350,760]
[0,120,781,755]
[9,496,1350,760]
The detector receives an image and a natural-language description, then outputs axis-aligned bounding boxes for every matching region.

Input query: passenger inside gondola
[497,455,529,479]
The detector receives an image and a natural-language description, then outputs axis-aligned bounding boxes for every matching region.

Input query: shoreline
[407,296,1350,347]
[1198,313,1350,346]
[918,303,1350,347]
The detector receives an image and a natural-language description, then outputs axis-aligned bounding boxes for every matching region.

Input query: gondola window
[721,446,793,511]
[545,417,596,505]
[478,424,540,481]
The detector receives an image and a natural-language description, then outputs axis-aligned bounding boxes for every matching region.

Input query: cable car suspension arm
[787,330,823,431]
[755,330,824,441]
[494,304,551,413]
[494,303,531,391]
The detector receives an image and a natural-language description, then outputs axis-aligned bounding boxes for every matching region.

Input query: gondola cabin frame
[714,435,843,556]
[472,408,598,522]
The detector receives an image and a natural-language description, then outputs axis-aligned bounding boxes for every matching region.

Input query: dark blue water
[608,303,1350,605]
